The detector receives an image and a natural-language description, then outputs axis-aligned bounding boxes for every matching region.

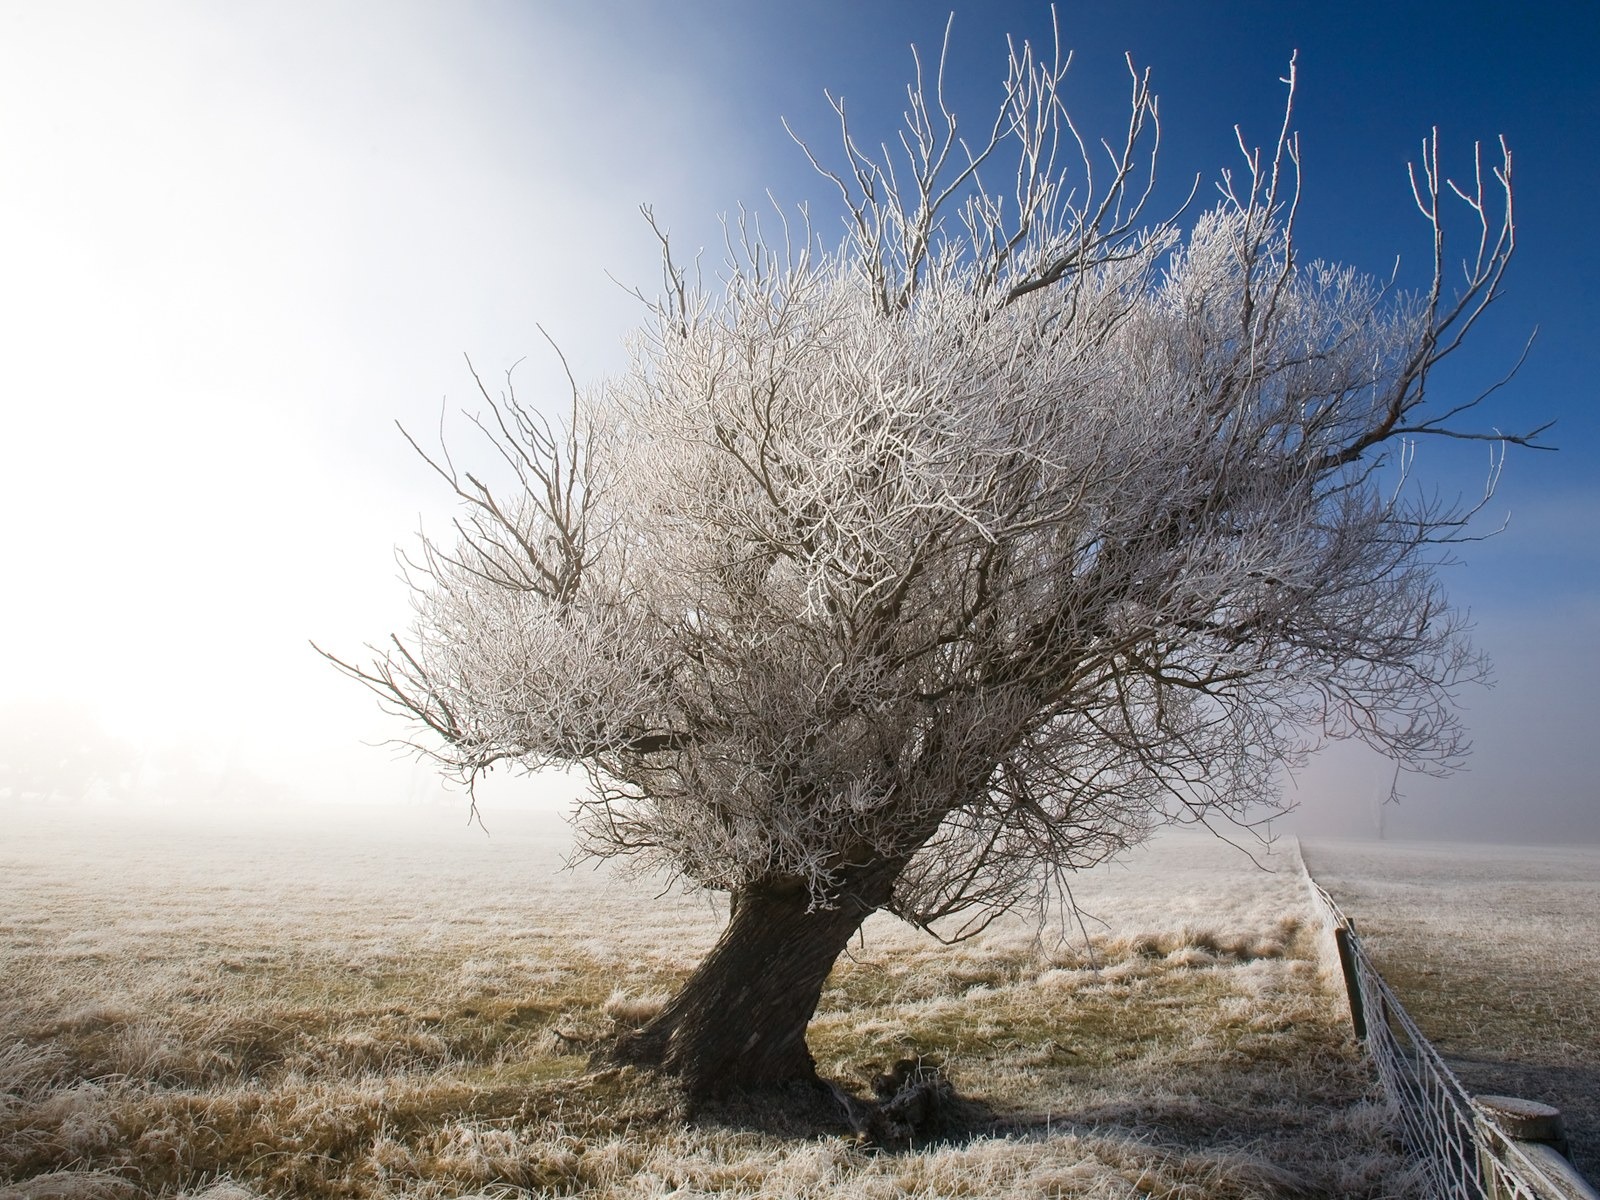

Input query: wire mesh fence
[1299,854,1596,1200]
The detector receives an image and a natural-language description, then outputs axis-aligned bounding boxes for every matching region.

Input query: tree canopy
[325,26,1543,1097]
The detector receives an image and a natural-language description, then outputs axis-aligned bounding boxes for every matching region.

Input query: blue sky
[1,2,1594,838]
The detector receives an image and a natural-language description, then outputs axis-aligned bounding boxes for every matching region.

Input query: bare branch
[329,26,1538,937]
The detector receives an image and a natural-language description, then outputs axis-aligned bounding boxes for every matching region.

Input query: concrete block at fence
[1473,1096,1599,1200]
[1476,1095,1569,1158]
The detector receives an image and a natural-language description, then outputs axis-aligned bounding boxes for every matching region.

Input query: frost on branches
[325,28,1545,1100]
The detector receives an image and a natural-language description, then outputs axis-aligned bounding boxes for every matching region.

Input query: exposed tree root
[585,1041,987,1150]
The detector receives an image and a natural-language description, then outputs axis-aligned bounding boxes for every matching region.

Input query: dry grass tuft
[0,806,1419,1197]
[599,990,668,1030]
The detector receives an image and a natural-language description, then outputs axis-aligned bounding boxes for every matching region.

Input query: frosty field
[1,804,1412,1199]
[1300,838,1600,1183]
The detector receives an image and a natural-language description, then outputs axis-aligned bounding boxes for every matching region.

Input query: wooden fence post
[1332,922,1366,1041]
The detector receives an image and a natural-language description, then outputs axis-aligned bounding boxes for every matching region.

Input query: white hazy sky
[1,2,736,808]
[2,1,1595,839]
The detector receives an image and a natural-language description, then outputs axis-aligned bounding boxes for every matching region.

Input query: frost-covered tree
[326,29,1543,1098]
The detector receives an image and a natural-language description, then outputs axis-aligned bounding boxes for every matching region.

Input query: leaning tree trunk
[602,867,898,1097]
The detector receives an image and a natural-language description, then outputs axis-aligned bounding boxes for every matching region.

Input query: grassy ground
[1300,837,1600,1184]
[1,804,1417,1199]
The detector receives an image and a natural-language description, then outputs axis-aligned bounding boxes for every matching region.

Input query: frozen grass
[1301,837,1600,1182]
[0,804,1418,1198]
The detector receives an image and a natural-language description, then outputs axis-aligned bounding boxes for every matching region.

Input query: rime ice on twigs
[323,15,1542,1100]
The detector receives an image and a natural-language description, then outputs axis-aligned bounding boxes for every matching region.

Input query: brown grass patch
[0,806,1419,1197]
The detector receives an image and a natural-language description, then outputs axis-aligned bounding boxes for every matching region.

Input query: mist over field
[1286,593,1600,842]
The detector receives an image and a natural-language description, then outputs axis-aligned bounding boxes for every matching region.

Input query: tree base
[588,878,896,1097]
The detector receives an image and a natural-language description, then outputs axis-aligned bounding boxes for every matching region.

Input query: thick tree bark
[602,867,898,1097]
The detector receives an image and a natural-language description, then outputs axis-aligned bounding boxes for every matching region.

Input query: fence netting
[1299,854,1586,1200]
